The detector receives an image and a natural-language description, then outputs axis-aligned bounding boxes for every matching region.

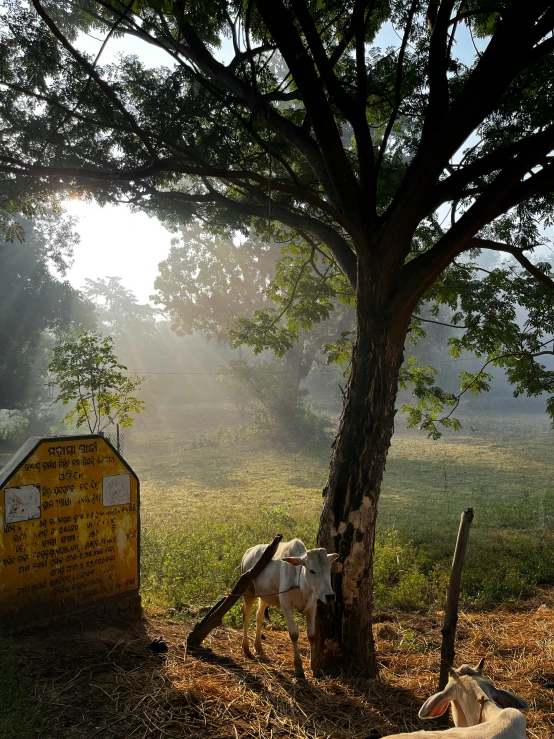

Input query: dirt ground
[8,591,554,739]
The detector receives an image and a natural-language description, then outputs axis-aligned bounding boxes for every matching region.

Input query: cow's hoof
[295,671,306,680]
[312,670,323,679]
[242,647,255,660]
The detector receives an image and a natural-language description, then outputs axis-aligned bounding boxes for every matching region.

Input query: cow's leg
[281,598,304,678]
[242,595,256,658]
[305,604,321,677]
[254,598,267,655]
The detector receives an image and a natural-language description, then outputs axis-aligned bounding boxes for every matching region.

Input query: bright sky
[65,29,235,303]
[63,21,490,304]
[64,200,175,303]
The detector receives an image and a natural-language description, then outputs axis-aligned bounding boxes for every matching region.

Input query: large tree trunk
[314,264,409,676]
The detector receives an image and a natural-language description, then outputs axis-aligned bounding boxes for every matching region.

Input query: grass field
[1,402,552,611]
[115,402,554,614]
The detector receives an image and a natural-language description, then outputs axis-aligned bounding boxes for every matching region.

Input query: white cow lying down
[386,660,528,738]
[241,538,338,678]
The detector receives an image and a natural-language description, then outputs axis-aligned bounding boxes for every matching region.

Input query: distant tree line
[0,213,91,411]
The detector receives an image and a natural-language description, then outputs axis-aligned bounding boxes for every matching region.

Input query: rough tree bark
[314,260,410,676]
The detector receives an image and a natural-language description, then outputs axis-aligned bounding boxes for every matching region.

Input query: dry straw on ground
[12,590,554,738]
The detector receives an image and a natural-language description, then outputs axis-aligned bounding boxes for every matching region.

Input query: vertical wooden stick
[439,507,474,692]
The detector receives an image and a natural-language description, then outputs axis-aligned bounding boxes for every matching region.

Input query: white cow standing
[241,538,338,678]
[386,660,528,738]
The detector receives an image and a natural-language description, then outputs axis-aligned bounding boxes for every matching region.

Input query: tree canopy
[1,1,554,432]
[0,212,92,410]
[152,223,281,340]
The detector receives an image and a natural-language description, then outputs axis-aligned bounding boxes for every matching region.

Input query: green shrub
[459,532,554,607]
[0,414,28,444]
[373,528,438,610]
[0,408,62,450]
[140,504,317,615]
[373,527,554,611]
[140,520,554,617]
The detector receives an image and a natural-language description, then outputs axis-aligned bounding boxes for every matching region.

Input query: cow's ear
[475,657,486,674]
[327,553,339,564]
[282,557,303,566]
[418,690,451,719]
[489,687,528,711]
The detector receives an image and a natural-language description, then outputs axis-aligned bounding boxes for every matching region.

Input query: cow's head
[418,659,528,727]
[283,548,338,603]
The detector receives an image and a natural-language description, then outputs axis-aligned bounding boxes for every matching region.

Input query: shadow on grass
[0,639,40,739]
[188,644,268,690]
[190,639,425,737]
[6,611,170,739]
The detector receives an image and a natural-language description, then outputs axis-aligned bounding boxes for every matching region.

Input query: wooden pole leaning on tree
[187,533,283,647]
[439,508,475,695]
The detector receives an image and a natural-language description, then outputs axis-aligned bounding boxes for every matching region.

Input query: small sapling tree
[48,330,145,434]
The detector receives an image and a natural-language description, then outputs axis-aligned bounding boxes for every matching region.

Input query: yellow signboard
[0,435,139,627]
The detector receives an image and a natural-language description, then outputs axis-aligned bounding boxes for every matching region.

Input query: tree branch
[354,0,369,105]
[0,82,134,134]
[376,0,418,175]
[414,316,467,329]
[296,230,342,280]
[290,0,376,202]
[524,33,554,67]
[391,118,554,317]
[173,16,339,205]
[492,161,554,216]
[383,1,552,246]
[31,0,158,161]
[289,0,360,123]
[325,0,378,70]
[183,182,358,287]
[470,238,554,293]
[269,255,313,328]
[87,0,340,206]
[440,348,554,423]
[423,0,455,135]
[392,200,554,325]
[0,153,355,232]
[0,159,168,181]
[427,124,554,213]
[253,0,364,222]
[227,44,276,73]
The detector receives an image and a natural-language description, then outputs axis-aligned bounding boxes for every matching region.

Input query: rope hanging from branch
[265,105,272,240]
